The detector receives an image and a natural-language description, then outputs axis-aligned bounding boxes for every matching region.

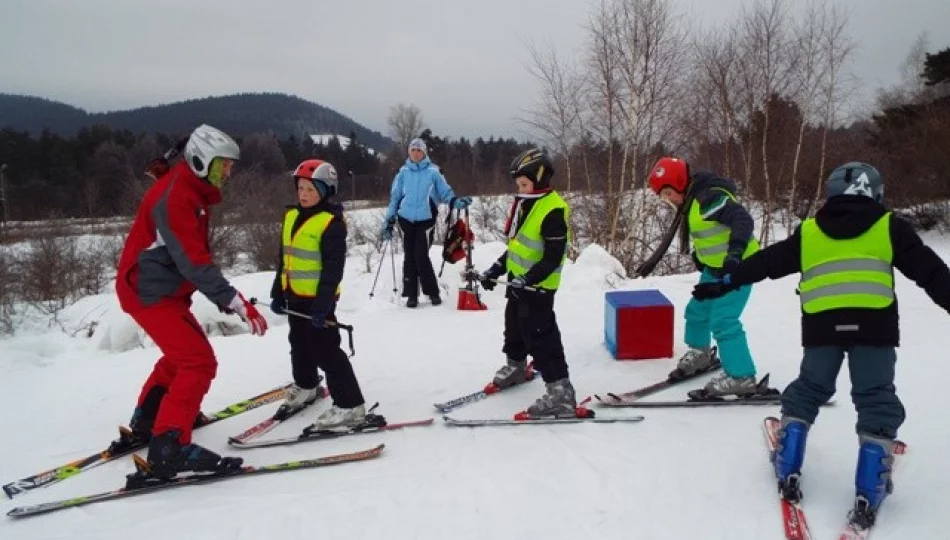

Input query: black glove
[690,250,706,272]
[478,262,505,291]
[692,275,738,301]
[722,252,742,275]
[269,297,286,315]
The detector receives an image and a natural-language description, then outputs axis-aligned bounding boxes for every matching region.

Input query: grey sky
[1,0,948,140]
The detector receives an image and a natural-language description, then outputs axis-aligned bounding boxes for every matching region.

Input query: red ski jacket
[116,161,236,313]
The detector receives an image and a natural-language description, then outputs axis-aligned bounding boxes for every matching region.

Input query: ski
[434,362,538,413]
[229,414,434,449]
[227,386,329,444]
[444,406,645,426]
[6,444,385,518]
[2,383,291,499]
[763,416,813,540]
[837,440,908,540]
[604,396,782,408]
[607,398,836,409]
[593,349,722,405]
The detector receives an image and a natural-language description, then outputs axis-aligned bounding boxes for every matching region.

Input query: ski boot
[274,381,325,420]
[849,433,896,529]
[772,415,809,502]
[687,373,780,401]
[109,387,168,454]
[313,404,367,430]
[128,430,243,486]
[524,378,577,418]
[490,358,531,391]
[670,347,718,379]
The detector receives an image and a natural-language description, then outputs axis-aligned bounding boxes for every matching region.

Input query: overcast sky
[1,0,948,140]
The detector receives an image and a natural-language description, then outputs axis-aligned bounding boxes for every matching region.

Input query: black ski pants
[398,216,439,299]
[287,303,364,408]
[781,345,905,439]
[502,290,569,383]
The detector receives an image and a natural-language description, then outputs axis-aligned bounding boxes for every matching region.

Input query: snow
[309,133,378,156]
[2,228,950,539]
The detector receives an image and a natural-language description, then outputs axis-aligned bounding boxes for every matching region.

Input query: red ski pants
[131,301,217,444]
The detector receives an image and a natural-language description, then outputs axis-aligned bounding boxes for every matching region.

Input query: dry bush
[19,234,92,320]
[0,247,16,334]
[244,222,283,271]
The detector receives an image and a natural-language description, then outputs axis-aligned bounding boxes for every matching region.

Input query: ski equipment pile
[7,444,385,518]
[2,383,290,499]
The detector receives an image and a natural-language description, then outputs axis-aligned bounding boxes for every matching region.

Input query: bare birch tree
[810,3,855,214]
[521,41,586,192]
[386,103,427,151]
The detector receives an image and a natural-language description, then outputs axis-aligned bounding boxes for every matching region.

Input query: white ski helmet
[184,124,240,178]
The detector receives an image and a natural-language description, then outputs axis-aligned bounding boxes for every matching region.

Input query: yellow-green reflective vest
[506,192,570,291]
[280,209,339,298]
[799,214,894,314]
[688,188,760,268]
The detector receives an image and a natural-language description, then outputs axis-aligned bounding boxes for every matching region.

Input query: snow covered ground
[2,228,949,540]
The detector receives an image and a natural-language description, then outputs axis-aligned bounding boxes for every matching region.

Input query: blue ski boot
[850,433,896,528]
[772,416,809,502]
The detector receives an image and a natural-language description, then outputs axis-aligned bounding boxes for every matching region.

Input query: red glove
[227,292,268,336]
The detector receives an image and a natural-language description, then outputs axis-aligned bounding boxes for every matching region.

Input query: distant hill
[0,92,393,152]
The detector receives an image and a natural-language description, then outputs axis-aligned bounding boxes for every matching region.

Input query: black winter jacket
[730,195,950,346]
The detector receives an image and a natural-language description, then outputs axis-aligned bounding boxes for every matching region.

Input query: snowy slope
[2,232,949,540]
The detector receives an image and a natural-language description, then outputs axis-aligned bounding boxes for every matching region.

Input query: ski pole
[389,232,398,295]
[249,298,355,356]
[369,239,389,299]
[282,308,356,357]
[490,278,549,294]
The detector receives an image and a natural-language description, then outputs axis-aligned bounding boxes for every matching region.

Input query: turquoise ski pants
[683,269,756,378]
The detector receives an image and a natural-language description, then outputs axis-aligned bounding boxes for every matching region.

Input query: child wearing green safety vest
[693,162,950,527]
[467,148,578,418]
[646,157,768,399]
[269,159,368,431]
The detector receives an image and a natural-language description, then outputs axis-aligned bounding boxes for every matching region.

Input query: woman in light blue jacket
[382,138,470,308]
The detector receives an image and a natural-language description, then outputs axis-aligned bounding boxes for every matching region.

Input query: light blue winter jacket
[385,156,456,223]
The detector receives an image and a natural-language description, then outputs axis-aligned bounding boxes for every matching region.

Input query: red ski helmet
[293,159,338,197]
[648,157,689,194]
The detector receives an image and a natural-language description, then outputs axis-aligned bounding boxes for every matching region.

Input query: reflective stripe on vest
[688,188,759,267]
[280,209,336,297]
[798,214,894,314]
[505,192,570,291]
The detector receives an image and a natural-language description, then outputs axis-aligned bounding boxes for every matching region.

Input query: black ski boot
[142,430,243,480]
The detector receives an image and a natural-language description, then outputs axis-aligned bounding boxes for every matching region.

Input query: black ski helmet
[509,148,554,189]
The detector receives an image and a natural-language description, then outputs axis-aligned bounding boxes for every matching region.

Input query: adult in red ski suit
[115,125,267,474]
